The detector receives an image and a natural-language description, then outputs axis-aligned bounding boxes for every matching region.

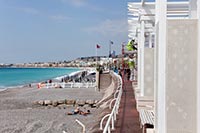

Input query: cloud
[17,7,40,15]
[60,0,103,11]
[15,6,70,22]
[49,15,70,21]
[61,0,87,7]
[84,19,128,37]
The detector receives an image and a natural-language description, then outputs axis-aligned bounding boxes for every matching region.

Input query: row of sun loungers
[133,85,155,133]
[39,82,96,89]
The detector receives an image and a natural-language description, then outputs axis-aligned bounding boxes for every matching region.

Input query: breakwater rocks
[33,99,98,108]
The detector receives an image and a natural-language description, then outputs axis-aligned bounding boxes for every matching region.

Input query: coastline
[0,70,118,133]
[0,88,7,92]
[0,67,88,91]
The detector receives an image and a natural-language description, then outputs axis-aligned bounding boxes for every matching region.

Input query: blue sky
[0,0,131,63]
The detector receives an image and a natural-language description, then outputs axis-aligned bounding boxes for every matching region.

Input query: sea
[0,67,80,89]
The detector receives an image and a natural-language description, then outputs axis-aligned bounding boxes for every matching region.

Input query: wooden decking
[114,81,142,133]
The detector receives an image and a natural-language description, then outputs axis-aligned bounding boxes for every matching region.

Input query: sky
[0,0,132,64]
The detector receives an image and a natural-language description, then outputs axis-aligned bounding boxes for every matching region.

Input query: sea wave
[54,70,85,81]
[0,67,80,88]
[0,86,6,90]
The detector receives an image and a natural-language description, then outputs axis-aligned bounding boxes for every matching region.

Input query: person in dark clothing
[126,68,131,80]
[67,107,91,116]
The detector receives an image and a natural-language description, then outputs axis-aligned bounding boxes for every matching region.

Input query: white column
[137,32,141,92]
[154,25,158,132]
[140,20,145,96]
[155,0,167,133]
[189,0,197,18]
[197,0,200,132]
[149,33,152,48]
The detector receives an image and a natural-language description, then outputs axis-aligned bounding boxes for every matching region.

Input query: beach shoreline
[0,69,118,133]
[0,67,95,91]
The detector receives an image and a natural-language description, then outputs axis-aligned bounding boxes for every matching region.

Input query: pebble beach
[0,72,117,133]
[0,86,104,133]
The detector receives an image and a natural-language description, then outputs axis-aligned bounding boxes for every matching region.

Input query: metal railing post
[109,98,117,109]
[75,119,86,133]
[100,72,123,133]
[100,114,111,130]
[111,116,115,130]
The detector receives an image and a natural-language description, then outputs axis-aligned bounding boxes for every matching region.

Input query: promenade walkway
[115,81,142,133]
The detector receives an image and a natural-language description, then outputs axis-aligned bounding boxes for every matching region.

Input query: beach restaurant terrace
[128,0,200,132]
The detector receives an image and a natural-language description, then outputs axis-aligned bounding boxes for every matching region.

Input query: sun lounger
[139,109,154,133]
[136,96,154,110]
[146,129,155,133]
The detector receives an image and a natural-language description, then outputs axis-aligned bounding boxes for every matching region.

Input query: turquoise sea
[0,68,79,89]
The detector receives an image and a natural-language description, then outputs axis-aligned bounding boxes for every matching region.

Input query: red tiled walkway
[114,81,142,133]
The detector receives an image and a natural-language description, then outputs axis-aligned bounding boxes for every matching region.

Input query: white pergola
[128,0,200,132]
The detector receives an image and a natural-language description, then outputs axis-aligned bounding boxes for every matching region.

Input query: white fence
[100,72,123,133]
[39,82,96,89]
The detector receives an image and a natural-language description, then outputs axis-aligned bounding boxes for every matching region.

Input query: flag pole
[96,44,101,66]
[95,44,100,91]
[96,45,98,66]
[109,43,111,57]
[109,41,113,70]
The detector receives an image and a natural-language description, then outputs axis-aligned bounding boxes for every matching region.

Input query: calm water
[0,68,79,88]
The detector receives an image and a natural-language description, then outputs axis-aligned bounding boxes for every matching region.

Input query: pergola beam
[128,1,190,22]
[128,1,189,6]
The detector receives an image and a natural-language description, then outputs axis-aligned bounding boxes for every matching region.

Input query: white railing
[39,82,96,89]
[100,72,123,133]
[63,119,86,133]
[75,119,86,133]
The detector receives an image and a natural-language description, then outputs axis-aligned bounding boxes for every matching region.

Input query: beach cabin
[128,0,200,132]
